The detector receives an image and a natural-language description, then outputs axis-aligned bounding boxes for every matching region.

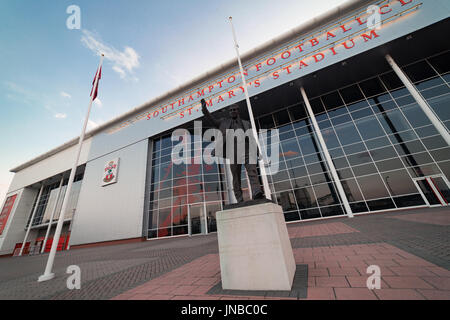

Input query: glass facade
[27,174,84,227]
[146,50,450,239]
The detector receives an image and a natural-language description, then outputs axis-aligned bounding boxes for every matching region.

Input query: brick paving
[0,206,448,300]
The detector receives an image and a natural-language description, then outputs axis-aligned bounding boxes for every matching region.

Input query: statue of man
[201,99,265,203]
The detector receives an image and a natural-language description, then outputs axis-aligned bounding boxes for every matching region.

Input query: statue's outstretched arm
[201,99,220,128]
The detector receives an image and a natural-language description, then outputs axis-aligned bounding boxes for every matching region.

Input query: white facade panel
[8,138,92,193]
[69,139,148,246]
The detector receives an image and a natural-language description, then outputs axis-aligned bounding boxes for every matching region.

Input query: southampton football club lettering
[102,158,119,186]
[107,0,420,134]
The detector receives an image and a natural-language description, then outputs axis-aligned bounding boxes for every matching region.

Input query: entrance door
[188,204,207,236]
[413,175,450,207]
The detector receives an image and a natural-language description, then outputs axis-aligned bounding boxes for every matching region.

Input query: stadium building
[1,0,449,256]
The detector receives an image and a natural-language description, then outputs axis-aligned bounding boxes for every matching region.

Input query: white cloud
[60,91,72,99]
[54,113,67,119]
[81,30,140,80]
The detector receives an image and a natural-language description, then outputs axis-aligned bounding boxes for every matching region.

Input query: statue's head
[229,104,240,119]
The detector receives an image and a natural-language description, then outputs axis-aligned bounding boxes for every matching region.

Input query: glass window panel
[304,153,324,165]
[327,107,348,118]
[172,205,188,226]
[314,183,341,206]
[437,161,450,181]
[394,95,416,107]
[203,174,219,182]
[347,100,370,112]
[158,227,172,238]
[352,163,378,177]
[401,103,432,128]
[281,139,301,159]
[278,123,294,134]
[329,147,344,158]
[343,142,366,155]
[393,194,426,208]
[394,140,426,156]
[285,157,305,168]
[160,153,171,163]
[403,61,437,83]
[415,125,439,138]
[351,107,374,120]
[321,128,340,149]
[300,208,321,220]
[322,91,344,110]
[318,120,332,130]
[347,152,372,166]
[359,77,386,97]
[333,157,350,169]
[294,187,318,209]
[289,104,307,121]
[427,52,450,74]
[370,146,397,161]
[172,225,188,236]
[370,99,398,112]
[159,188,172,199]
[158,208,172,229]
[153,139,161,152]
[272,170,290,182]
[310,98,325,114]
[161,135,172,149]
[316,113,328,122]
[420,84,449,100]
[292,119,309,129]
[337,168,354,179]
[380,71,404,90]
[407,164,442,178]
[298,134,320,155]
[290,166,308,179]
[388,130,418,145]
[273,110,291,127]
[377,109,412,134]
[310,172,331,185]
[366,198,396,211]
[341,179,364,202]
[292,176,310,188]
[204,192,221,202]
[390,87,409,99]
[375,158,404,172]
[203,163,219,175]
[340,85,365,104]
[259,114,275,129]
[148,229,157,239]
[320,205,344,217]
[357,174,391,199]
[276,191,297,211]
[295,125,313,137]
[366,137,390,150]
[401,152,434,167]
[430,148,450,162]
[421,136,447,150]
[334,123,362,146]
[331,114,352,126]
[416,77,445,91]
[307,162,327,175]
[350,202,369,213]
[427,94,450,123]
[284,211,301,222]
[274,180,292,192]
[380,170,417,196]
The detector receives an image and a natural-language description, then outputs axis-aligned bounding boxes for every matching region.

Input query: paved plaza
[0,207,449,300]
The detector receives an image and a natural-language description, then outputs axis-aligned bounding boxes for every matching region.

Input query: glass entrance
[413,175,450,207]
[188,204,206,235]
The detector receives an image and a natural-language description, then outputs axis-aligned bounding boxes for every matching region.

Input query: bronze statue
[201,99,265,203]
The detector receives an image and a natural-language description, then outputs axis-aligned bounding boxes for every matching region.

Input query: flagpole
[228,17,271,200]
[38,53,104,282]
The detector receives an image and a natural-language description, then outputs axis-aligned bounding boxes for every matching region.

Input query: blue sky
[0,0,348,204]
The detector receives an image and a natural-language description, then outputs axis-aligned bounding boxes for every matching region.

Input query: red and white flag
[90,66,102,100]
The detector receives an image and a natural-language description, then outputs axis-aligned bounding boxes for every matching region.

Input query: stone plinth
[216,202,296,291]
